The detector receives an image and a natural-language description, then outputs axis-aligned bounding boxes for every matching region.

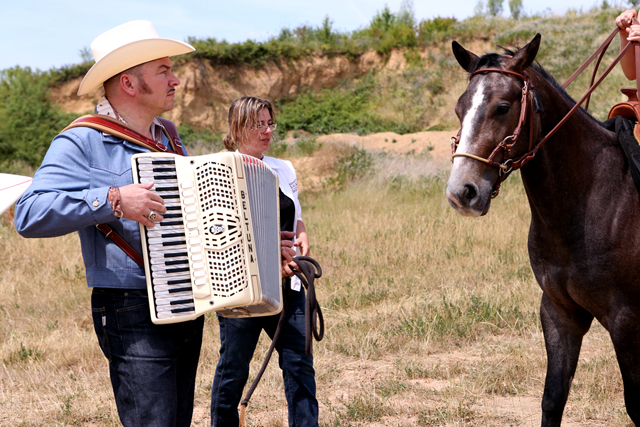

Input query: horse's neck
[520,79,621,223]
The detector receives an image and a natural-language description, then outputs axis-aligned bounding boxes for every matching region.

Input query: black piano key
[169,287,193,293]
[172,307,196,313]
[171,298,195,306]
[161,232,185,238]
[165,252,188,258]
[153,174,177,180]
[163,240,187,247]
[168,278,191,285]
[165,259,189,266]
[167,267,190,274]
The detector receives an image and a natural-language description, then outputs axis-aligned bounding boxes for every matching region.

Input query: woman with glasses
[210,96,317,427]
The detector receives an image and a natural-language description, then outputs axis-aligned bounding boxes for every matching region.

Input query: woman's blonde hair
[222,96,276,151]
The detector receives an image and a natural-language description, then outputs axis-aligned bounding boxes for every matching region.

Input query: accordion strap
[62,114,187,156]
[62,114,186,266]
[95,223,144,267]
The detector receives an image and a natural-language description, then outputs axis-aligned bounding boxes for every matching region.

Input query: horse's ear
[452,40,479,72]
[508,33,541,72]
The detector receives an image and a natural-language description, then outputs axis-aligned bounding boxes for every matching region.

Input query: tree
[0,67,76,171]
[509,0,523,20]
[488,0,504,16]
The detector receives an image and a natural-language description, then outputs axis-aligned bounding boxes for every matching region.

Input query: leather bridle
[451,26,637,198]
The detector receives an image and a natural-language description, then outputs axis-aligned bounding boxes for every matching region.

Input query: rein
[451,26,637,198]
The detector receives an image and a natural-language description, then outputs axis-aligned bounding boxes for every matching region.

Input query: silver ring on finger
[148,210,158,222]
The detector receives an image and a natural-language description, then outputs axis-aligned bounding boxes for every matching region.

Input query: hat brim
[77,38,194,96]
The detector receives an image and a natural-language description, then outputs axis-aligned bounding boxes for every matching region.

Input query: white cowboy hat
[77,20,194,96]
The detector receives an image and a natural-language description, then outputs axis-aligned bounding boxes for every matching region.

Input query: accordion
[131,151,282,324]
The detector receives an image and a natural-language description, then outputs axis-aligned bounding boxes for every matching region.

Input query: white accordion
[131,152,282,324]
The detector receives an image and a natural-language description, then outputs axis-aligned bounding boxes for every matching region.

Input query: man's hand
[119,182,166,228]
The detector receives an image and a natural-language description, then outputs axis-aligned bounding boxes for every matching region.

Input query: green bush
[276,75,384,135]
[177,124,224,156]
[0,67,77,173]
[325,147,373,188]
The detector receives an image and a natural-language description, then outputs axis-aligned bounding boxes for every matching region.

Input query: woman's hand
[617,9,637,31]
[294,220,310,257]
[280,231,298,277]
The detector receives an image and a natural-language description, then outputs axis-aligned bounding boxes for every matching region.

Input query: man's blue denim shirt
[14,126,182,289]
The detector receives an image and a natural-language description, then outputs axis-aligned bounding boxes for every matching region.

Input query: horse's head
[446,34,542,216]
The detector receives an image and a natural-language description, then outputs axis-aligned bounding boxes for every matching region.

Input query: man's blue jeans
[210,288,318,427]
[91,288,204,427]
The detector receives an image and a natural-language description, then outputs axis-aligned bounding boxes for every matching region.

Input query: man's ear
[120,73,137,97]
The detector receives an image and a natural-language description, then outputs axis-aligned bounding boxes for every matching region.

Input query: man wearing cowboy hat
[14,20,202,427]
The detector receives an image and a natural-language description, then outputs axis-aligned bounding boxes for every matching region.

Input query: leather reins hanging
[451,26,638,198]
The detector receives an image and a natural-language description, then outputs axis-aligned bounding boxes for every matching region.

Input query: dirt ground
[315,130,454,160]
[286,130,454,193]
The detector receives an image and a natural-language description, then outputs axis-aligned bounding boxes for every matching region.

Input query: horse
[446,34,640,426]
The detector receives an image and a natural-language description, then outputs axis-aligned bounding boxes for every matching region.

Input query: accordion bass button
[184,205,196,213]
[185,214,198,222]
[194,270,205,278]
[183,197,195,205]
[187,222,198,230]
[190,245,202,253]
[181,181,194,189]
[193,279,210,298]
[182,189,195,197]
[193,262,204,269]
[189,237,201,245]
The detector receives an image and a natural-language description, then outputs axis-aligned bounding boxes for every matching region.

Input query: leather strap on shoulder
[158,118,186,156]
[62,114,186,155]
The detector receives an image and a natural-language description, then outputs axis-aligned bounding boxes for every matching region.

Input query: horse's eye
[496,103,510,115]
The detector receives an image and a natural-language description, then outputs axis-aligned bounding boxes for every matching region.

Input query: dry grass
[0,151,631,426]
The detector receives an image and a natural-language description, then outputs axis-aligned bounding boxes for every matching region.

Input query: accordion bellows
[131,152,282,324]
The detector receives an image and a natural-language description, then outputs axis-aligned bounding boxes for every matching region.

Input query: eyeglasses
[252,123,277,132]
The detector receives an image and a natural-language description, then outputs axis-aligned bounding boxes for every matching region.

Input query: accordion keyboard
[136,156,199,318]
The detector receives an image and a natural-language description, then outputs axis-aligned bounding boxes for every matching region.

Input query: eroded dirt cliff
[50,49,412,131]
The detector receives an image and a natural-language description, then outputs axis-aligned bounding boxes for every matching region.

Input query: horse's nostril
[464,184,477,202]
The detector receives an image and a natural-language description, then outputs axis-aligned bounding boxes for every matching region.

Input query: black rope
[293,256,324,356]
[239,257,324,426]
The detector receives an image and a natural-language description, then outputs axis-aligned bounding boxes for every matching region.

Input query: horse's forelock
[467,53,505,77]
[468,47,577,107]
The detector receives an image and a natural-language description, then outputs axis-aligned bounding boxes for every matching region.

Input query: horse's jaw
[446,164,494,217]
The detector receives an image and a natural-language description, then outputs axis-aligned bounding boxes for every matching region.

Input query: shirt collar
[96,95,165,144]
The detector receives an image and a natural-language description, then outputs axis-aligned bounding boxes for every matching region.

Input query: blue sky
[2,0,609,71]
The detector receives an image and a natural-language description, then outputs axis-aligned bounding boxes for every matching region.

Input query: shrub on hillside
[0,67,77,173]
